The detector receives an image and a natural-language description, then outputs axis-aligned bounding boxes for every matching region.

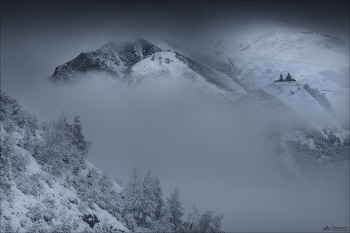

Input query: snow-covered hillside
[263,82,328,126]
[0,150,128,233]
[180,18,349,92]
[128,51,246,101]
[0,92,225,233]
[0,94,128,232]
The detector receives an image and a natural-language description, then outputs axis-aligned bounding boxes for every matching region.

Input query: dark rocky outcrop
[51,39,163,82]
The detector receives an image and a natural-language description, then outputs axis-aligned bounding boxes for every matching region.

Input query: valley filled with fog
[1,1,349,232]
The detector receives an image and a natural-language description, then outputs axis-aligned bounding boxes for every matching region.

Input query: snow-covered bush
[0,135,15,193]
[302,127,328,149]
[3,119,17,133]
[0,182,12,201]
[52,215,78,233]
[19,217,29,228]
[52,221,73,233]
[323,126,341,146]
[27,219,49,233]
[26,202,56,227]
[26,203,44,222]
[11,152,30,177]
[42,194,56,209]
[3,220,19,233]
[92,217,114,233]
[16,173,44,197]
[122,213,137,231]
[0,133,16,182]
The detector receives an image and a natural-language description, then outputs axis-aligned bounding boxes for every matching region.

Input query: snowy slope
[182,18,349,92]
[262,82,329,127]
[0,124,128,233]
[128,51,246,101]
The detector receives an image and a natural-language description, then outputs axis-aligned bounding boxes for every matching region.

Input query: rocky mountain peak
[51,39,163,82]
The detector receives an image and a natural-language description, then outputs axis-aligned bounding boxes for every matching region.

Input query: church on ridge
[274,73,296,82]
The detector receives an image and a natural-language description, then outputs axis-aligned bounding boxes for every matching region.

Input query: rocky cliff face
[51,39,163,82]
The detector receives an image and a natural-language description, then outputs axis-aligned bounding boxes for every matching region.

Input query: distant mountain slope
[180,19,349,91]
[235,88,291,115]
[172,18,349,134]
[262,82,328,122]
[234,85,349,184]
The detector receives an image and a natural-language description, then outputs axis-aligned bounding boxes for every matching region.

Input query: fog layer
[6,72,348,232]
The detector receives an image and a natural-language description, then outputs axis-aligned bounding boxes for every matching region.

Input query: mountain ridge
[51,39,163,82]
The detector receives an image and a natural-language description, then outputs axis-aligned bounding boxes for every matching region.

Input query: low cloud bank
[9,72,349,232]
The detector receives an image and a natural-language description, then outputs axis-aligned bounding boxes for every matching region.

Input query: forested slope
[0,91,224,233]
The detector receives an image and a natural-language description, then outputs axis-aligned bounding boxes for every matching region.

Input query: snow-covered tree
[32,113,90,176]
[137,171,160,227]
[152,203,174,233]
[183,206,224,233]
[124,167,142,219]
[68,116,91,156]
[153,176,165,221]
[167,187,184,231]
[198,211,224,233]
[185,205,200,233]
[98,171,113,195]
[124,169,164,228]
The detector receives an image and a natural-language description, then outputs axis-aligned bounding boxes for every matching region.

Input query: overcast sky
[1,1,349,232]
[1,1,349,88]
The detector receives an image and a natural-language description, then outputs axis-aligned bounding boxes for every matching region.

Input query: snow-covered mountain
[50,39,246,101]
[48,20,349,185]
